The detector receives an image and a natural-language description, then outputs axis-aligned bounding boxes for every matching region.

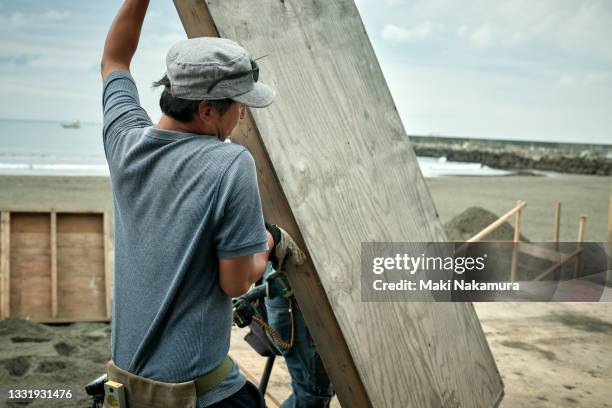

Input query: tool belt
[105,356,233,408]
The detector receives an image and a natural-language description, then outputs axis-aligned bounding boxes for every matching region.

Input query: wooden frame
[464,201,591,282]
[0,208,110,323]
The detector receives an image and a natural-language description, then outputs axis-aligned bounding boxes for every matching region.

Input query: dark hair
[153,75,234,122]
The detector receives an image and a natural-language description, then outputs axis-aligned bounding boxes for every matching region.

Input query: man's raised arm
[101,0,150,80]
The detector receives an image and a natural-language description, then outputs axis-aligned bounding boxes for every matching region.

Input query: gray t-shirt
[102,71,268,407]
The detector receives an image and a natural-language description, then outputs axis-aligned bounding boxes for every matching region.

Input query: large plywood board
[174,1,503,407]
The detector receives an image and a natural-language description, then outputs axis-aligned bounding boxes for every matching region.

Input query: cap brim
[232,82,275,108]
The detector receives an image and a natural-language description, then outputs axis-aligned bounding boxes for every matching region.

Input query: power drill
[232,263,292,328]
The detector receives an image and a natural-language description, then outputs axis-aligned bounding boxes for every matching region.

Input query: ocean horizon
[0,117,588,178]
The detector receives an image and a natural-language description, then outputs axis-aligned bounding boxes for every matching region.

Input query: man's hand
[101,0,150,80]
[266,223,307,271]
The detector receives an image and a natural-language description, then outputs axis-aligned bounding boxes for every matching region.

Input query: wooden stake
[553,201,561,249]
[606,187,611,284]
[510,200,523,281]
[0,212,10,318]
[575,215,587,278]
[513,200,522,243]
[577,215,586,243]
[50,211,58,318]
[608,186,612,244]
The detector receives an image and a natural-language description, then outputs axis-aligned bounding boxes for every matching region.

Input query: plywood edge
[0,211,10,318]
[0,211,11,319]
[103,211,112,319]
[50,211,58,318]
[172,1,372,406]
[493,388,506,408]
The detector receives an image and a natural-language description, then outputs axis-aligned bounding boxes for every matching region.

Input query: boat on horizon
[61,120,80,129]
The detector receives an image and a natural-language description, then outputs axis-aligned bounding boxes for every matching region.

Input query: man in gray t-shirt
[101,1,304,407]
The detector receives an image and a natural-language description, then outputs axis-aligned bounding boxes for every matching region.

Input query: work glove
[265,222,307,271]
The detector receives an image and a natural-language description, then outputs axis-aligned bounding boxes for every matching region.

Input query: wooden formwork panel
[173,1,504,407]
[0,209,110,322]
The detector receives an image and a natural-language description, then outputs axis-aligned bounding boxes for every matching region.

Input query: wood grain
[57,213,106,319]
[10,213,51,320]
[173,2,371,406]
[173,1,504,406]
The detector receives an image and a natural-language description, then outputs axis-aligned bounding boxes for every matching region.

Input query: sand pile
[444,206,529,242]
[0,319,110,407]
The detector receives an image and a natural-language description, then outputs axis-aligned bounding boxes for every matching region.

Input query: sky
[0,0,611,144]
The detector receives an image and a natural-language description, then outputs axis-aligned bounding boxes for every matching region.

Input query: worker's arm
[101,0,150,80]
[214,150,271,297]
[219,231,274,297]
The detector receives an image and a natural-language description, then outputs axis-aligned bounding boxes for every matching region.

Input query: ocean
[0,118,514,177]
[0,119,108,176]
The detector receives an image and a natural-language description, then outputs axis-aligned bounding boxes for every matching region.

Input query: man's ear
[198,101,215,122]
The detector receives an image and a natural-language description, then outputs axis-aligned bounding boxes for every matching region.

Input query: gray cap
[166,37,275,108]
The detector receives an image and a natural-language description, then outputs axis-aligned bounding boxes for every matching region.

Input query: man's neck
[156,114,225,141]
[156,114,201,134]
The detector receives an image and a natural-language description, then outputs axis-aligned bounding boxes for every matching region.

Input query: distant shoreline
[410,135,611,176]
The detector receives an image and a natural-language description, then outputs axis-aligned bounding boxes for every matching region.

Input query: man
[101,1,304,407]
[265,294,335,408]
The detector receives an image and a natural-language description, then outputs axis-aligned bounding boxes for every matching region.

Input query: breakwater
[410,136,611,175]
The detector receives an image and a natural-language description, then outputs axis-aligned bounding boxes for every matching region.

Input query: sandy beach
[0,173,611,407]
[428,175,611,242]
[0,174,610,241]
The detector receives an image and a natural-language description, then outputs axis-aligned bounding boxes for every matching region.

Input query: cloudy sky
[0,0,610,143]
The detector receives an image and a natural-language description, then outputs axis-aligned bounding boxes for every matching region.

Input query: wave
[0,161,109,176]
[0,156,544,178]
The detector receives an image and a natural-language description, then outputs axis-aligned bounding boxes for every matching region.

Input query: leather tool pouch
[106,360,197,408]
